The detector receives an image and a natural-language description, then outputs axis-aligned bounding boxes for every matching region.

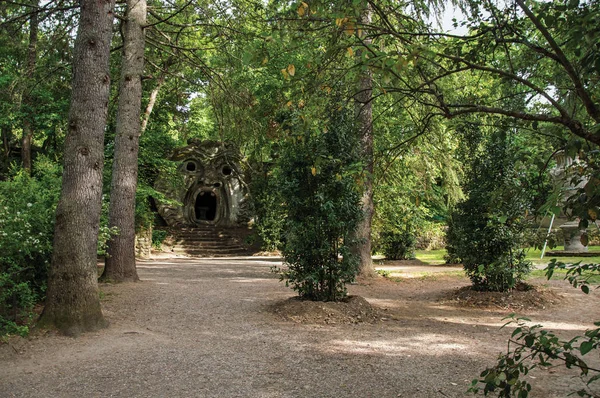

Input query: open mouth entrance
[195,191,217,221]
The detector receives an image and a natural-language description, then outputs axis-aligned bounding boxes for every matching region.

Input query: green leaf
[580,341,594,355]
[525,335,535,347]
[581,285,590,294]
[518,389,528,398]
[512,327,523,337]
[587,373,600,385]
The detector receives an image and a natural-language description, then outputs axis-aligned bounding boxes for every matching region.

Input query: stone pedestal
[560,221,588,252]
[135,226,152,259]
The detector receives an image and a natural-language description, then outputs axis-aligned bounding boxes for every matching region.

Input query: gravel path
[1,257,597,397]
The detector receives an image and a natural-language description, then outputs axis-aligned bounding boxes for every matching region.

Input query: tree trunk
[21,0,38,174]
[353,4,376,277]
[38,0,115,336]
[2,125,11,168]
[102,0,146,282]
[140,60,169,134]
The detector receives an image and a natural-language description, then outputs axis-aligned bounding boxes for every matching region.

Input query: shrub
[447,131,532,291]
[372,174,449,260]
[151,229,168,249]
[276,102,363,301]
[379,230,416,260]
[0,158,61,336]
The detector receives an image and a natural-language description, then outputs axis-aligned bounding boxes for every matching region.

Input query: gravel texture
[1,257,598,397]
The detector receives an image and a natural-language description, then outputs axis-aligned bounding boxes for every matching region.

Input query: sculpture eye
[222,165,233,176]
[186,162,196,172]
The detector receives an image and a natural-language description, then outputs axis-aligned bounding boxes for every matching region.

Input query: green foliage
[97,194,119,257]
[0,157,61,336]
[546,259,600,295]
[250,169,285,251]
[378,230,416,260]
[469,260,600,397]
[276,102,363,301]
[151,229,168,250]
[447,130,532,291]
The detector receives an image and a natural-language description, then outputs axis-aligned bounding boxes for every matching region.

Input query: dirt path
[1,257,598,397]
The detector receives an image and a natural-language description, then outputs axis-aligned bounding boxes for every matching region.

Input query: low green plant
[0,158,61,336]
[379,230,416,260]
[469,260,600,397]
[376,269,391,278]
[151,229,168,249]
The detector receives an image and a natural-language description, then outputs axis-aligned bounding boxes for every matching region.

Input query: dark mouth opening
[195,191,217,221]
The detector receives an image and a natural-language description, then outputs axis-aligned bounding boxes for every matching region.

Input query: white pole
[540,213,556,259]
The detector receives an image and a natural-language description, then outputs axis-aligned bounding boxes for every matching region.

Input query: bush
[151,229,168,249]
[276,102,363,301]
[447,131,532,291]
[0,158,61,336]
[379,230,416,260]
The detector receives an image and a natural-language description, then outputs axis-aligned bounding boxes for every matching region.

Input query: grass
[414,249,447,265]
[527,268,600,284]
[525,246,600,266]
[413,247,600,285]
[414,246,600,266]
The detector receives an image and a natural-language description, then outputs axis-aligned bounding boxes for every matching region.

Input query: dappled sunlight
[231,278,276,283]
[362,296,596,333]
[363,298,408,309]
[321,335,470,357]
[427,315,593,332]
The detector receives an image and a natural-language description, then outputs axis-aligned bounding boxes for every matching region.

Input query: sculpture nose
[213,182,221,188]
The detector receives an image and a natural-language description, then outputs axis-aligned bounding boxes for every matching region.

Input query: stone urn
[559,220,588,252]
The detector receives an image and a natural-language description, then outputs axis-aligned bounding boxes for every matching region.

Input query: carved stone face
[155,140,250,227]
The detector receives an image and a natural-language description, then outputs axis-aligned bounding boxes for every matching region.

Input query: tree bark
[353,4,376,277]
[2,125,11,168]
[38,0,115,336]
[102,0,146,282]
[21,0,38,174]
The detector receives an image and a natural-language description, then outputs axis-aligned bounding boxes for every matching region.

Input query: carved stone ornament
[154,140,251,227]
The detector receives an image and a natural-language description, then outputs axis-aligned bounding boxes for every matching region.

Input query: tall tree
[21,0,38,174]
[38,0,115,335]
[101,0,146,282]
[353,3,376,277]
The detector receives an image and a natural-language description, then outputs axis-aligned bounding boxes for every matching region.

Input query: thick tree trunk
[102,0,146,282]
[353,4,376,277]
[38,0,115,336]
[21,0,38,174]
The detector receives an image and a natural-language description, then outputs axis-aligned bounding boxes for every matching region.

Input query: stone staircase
[162,226,252,257]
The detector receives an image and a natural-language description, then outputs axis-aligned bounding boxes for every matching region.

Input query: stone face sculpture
[155,140,250,227]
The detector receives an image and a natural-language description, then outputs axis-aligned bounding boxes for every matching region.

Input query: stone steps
[159,227,252,257]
